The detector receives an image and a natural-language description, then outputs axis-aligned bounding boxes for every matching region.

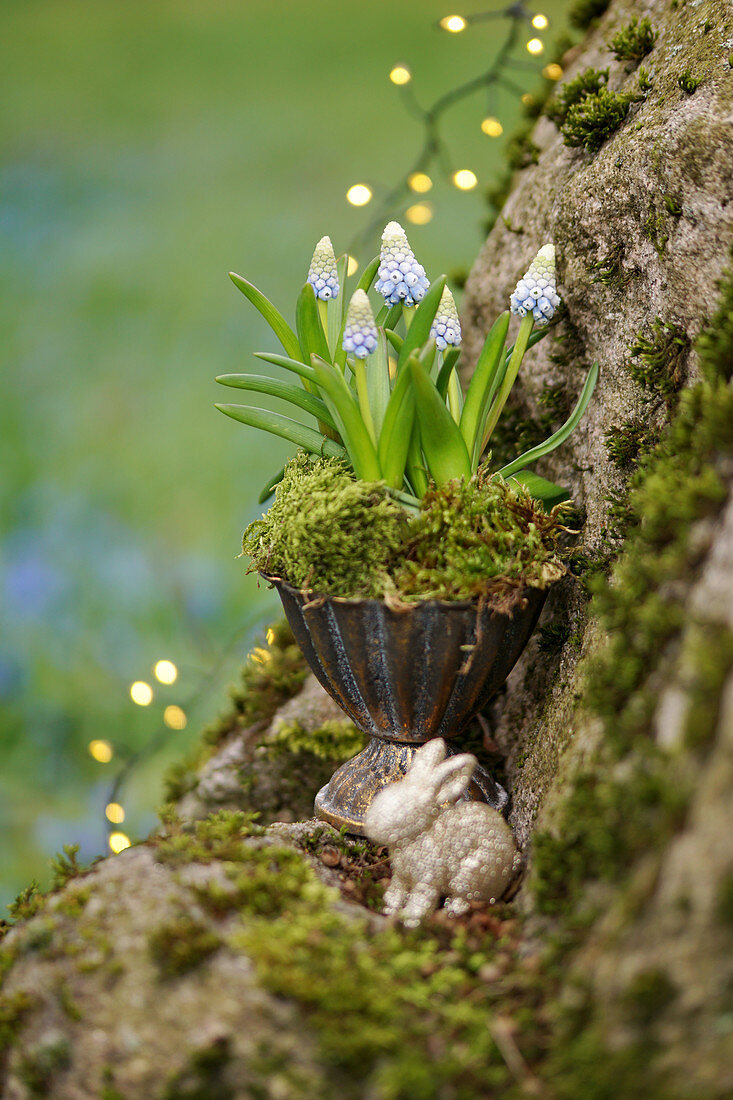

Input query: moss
[637,66,653,93]
[18,1034,71,1098]
[663,194,683,217]
[538,620,571,652]
[608,17,656,63]
[55,884,90,918]
[7,884,44,923]
[628,319,690,404]
[643,210,669,257]
[623,969,677,1027]
[562,87,633,153]
[0,990,34,1054]
[604,418,659,469]
[716,874,733,927]
[546,68,609,128]
[49,844,83,891]
[683,626,733,749]
[677,70,700,94]
[697,251,733,383]
[264,719,365,762]
[568,0,610,31]
[591,245,634,290]
[192,847,316,920]
[162,1038,233,1100]
[149,912,222,978]
[154,809,266,867]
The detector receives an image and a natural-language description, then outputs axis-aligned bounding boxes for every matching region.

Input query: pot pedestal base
[314,736,508,836]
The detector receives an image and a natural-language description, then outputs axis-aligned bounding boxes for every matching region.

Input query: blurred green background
[0,0,567,907]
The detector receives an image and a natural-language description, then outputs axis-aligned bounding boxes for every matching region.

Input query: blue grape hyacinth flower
[307,235,340,300]
[375,221,430,306]
[430,286,462,350]
[509,243,560,326]
[342,289,378,359]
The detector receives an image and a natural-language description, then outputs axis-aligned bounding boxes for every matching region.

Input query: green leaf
[251,353,317,384]
[258,464,287,504]
[296,283,331,364]
[406,421,429,497]
[214,374,336,430]
[459,310,510,468]
[215,404,346,460]
[357,256,380,295]
[368,329,392,440]
[499,362,599,479]
[310,356,382,480]
[396,276,447,372]
[385,329,403,356]
[504,325,549,363]
[409,356,471,486]
[378,366,416,489]
[505,470,571,510]
[435,349,461,397]
[229,273,300,360]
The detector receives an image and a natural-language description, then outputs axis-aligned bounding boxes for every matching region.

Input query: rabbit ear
[434,753,476,805]
[409,738,447,776]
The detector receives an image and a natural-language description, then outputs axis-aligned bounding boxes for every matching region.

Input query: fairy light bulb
[89,740,113,763]
[163,705,187,730]
[130,680,153,706]
[453,169,478,190]
[109,832,131,854]
[406,203,433,225]
[481,117,503,137]
[408,172,433,193]
[543,63,563,80]
[532,14,549,30]
[440,15,467,32]
[347,184,372,207]
[154,660,177,685]
[105,803,125,824]
[389,65,412,85]
[526,38,544,55]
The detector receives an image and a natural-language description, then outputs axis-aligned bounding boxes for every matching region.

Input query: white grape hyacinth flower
[510,243,560,326]
[342,289,378,359]
[430,286,462,350]
[375,221,430,307]
[307,235,339,300]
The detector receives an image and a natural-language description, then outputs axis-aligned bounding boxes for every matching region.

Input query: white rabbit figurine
[364,738,521,926]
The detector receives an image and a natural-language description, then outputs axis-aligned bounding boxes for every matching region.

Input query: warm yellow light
[543,63,563,81]
[346,255,359,276]
[521,93,535,107]
[526,38,544,55]
[481,116,504,137]
[453,169,478,191]
[154,660,177,685]
[109,832,131,854]
[105,802,125,824]
[164,704,187,730]
[89,739,113,763]
[532,14,549,30]
[130,680,153,706]
[389,65,412,86]
[407,172,433,194]
[406,203,433,225]
[250,647,271,665]
[265,627,276,646]
[346,184,372,207]
[440,15,467,32]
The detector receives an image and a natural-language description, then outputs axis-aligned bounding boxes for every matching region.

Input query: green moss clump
[623,968,677,1027]
[149,912,222,978]
[643,210,669,257]
[628,319,690,404]
[608,17,656,63]
[683,626,733,749]
[265,719,365,762]
[0,990,34,1054]
[546,68,609,128]
[154,809,265,867]
[638,66,653,93]
[7,884,44,923]
[677,70,700,94]
[562,87,632,153]
[243,454,408,598]
[162,1038,233,1100]
[18,1034,71,1098]
[663,194,682,217]
[568,0,610,31]
[604,418,659,469]
[192,847,316,920]
[49,844,83,891]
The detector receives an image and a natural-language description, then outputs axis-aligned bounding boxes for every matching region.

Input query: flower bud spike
[342,289,378,360]
[376,221,430,307]
[307,235,340,301]
[430,286,462,350]
[510,243,560,326]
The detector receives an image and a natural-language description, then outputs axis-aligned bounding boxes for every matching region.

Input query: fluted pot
[266,574,547,834]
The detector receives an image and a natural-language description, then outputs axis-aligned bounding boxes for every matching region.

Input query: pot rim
[260,570,551,615]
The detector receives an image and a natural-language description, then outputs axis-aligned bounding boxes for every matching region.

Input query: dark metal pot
[266,574,547,834]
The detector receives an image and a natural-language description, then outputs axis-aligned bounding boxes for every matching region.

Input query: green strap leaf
[396,276,447,372]
[258,464,287,504]
[459,310,510,467]
[505,470,571,510]
[251,353,316,384]
[214,373,336,431]
[385,329,403,356]
[296,283,331,364]
[378,366,416,489]
[357,256,380,295]
[406,420,429,498]
[409,356,471,486]
[435,348,461,397]
[499,362,599,479]
[229,273,300,360]
[310,356,382,481]
[368,329,392,440]
[215,404,346,460]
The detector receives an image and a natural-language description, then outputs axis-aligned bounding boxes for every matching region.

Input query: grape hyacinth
[342,290,378,359]
[375,221,430,306]
[509,243,560,326]
[307,235,340,300]
[430,286,462,350]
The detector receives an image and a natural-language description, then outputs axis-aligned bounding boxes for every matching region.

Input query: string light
[407,172,433,193]
[532,14,548,29]
[526,38,544,55]
[109,832,131,854]
[164,704,187,730]
[347,184,372,207]
[105,802,125,824]
[389,65,412,86]
[543,63,563,80]
[406,202,433,225]
[250,647,271,665]
[481,116,503,137]
[521,92,535,107]
[130,680,153,706]
[89,740,113,763]
[439,15,467,33]
[453,169,478,190]
[153,660,177,685]
[346,256,359,276]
